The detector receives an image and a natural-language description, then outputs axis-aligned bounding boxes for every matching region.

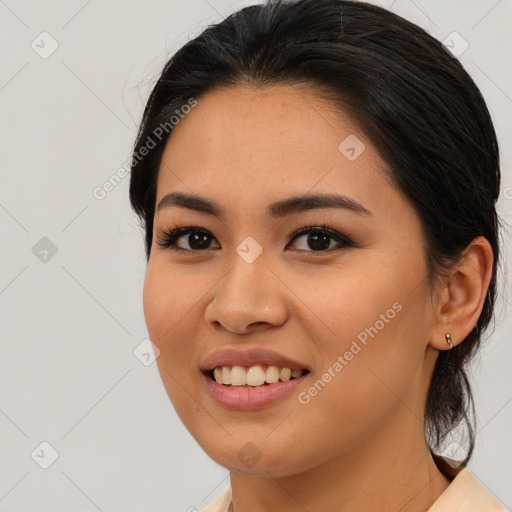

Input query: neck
[229,411,451,512]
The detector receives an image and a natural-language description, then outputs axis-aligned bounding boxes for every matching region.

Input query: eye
[156,223,353,253]
[287,224,353,253]
[156,226,220,251]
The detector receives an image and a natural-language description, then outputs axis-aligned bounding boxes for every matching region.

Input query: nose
[204,255,288,336]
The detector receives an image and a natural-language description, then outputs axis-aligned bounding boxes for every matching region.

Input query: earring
[445,332,453,349]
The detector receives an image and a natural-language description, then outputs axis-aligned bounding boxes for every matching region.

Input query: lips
[200,347,311,409]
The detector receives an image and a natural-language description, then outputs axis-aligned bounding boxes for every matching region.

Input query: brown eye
[157,227,220,251]
[288,226,353,253]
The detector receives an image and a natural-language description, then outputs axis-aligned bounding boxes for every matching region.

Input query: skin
[143,84,494,511]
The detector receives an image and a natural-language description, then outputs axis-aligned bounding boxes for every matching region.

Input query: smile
[200,347,311,409]
[211,364,309,387]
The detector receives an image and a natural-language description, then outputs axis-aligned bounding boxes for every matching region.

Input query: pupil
[308,232,330,251]
[189,233,210,250]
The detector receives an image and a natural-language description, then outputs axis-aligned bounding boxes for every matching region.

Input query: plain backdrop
[0,0,511,510]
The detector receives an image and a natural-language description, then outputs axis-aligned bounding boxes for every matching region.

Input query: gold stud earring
[445,332,453,349]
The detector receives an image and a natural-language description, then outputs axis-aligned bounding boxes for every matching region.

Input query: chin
[192,433,318,478]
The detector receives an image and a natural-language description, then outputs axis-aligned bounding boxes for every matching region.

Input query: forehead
[155,84,398,219]
[160,84,366,168]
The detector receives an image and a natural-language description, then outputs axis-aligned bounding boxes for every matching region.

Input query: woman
[129,0,504,510]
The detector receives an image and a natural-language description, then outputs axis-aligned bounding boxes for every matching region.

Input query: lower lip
[202,372,308,410]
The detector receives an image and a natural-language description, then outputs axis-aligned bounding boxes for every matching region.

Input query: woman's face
[143,84,439,476]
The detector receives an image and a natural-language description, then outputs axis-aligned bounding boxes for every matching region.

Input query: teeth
[279,367,291,382]
[221,366,231,385]
[211,364,306,386]
[230,365,247,386]
[290,369,303,379]
[246,366,266,386]
[265,365,280,383]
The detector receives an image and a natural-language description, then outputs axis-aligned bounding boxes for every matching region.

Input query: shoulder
[201,486,231,512]
[427,467,504,511]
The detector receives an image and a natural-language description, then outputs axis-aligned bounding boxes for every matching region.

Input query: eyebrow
[156,191,372,219]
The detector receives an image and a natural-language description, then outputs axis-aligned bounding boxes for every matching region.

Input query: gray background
[0,0,511,510]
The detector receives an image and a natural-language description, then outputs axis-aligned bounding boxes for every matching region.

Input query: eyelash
[155,222,354,254]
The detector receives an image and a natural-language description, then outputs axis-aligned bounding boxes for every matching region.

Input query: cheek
[144,261,192,335]
[142,262,199,374]
[304,285,430,436]
[302,257,430,408]
[143,262,205,426]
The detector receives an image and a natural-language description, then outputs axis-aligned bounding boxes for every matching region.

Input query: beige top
[201,468,503,511]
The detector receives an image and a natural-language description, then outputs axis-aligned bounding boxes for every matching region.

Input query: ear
[429,236,494,351]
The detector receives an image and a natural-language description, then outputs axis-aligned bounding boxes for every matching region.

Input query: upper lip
[200,347,309,372]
